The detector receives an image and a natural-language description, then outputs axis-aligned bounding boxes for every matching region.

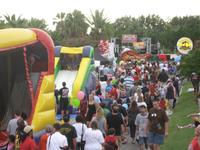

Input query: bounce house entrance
[0,48,32,130]
[60,54,82,70]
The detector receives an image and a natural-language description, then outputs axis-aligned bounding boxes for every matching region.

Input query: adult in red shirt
[39,125,53,150]
[109,85,118,100]
[20,126,38,150]
[189,125,200,150]
[133,72,140,82]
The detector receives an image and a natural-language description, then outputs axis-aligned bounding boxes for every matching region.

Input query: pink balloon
[77,91,85,100]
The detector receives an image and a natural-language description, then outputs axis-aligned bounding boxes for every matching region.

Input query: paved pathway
[120,136,139,150]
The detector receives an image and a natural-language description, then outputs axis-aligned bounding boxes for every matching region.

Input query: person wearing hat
[39,125,54,150]
[135,102,148,150]
[147,99,169,150]
[20,125,38,150]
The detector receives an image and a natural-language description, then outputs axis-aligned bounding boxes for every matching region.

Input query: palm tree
[4,14,27,28]
[53,12,66,38]
[65,10,88,37]
[0,16,6,29]
[87,10,112,41]
[27,18,48,30]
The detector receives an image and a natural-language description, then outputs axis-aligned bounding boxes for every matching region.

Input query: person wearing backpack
[15,118,26,150]
[73,115,87,150]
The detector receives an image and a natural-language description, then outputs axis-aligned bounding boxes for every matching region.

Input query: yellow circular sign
[177,37,193,54]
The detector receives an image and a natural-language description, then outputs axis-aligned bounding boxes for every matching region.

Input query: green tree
[180,49,200,76]
[0,16,6,29]
[87,10,113,41]
[27,18,48,30]
[65,10,88,38]
[4,14,27,28]
[161,16,200,51]
[53,12,66,39]
[138,15,167,43]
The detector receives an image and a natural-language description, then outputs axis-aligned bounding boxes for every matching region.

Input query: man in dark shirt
[60,115,77,150]
[158,69,169,83]
[106,103,124,144]
[191,72,200,94]
[147,99,169,150]
[59,82,69,117]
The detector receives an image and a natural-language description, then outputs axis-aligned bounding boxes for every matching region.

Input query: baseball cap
[137,102,147,108]
[23,125,33,134]
[45,125,53,133]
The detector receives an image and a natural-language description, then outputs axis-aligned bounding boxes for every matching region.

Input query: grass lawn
[161,82,198,150]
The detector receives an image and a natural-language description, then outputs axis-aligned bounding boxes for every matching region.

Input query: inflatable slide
[0,28,55,146]
[54,46,96,106]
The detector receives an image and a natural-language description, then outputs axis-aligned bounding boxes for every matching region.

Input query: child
[135,103,148,150]
[104,128,118,150]
[159,98,166,110]
[7,135,15,150]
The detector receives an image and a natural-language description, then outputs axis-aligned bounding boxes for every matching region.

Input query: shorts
[148,132,164,145]
[60,98,69,111]
[139,137,148,145]
[168,99,174,107]
[115,131,121,136]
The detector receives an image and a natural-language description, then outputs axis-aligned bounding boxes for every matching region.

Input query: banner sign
[98,40,114,60]
[122,34,137,43]
[98,40,109,56]
[177,37,193,54]
[133,42,145,49]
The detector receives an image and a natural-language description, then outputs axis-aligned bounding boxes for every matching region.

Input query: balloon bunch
[71,91,85,107]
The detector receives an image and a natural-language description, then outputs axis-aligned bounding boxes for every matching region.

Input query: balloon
[175,56,181,62]
[77,91,85,100]
[72,98,80,107]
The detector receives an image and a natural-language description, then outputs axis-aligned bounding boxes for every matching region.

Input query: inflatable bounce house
[54,46,96,107]
[0,28,55,146]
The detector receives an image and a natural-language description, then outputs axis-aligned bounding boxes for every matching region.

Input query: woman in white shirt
[83,121,104,150]
[73,115,87,150]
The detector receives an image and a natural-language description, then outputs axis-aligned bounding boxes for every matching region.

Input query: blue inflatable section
[54,46,62,57]
[82,46,92,57]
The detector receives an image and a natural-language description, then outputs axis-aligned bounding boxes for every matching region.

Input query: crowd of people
[5,59,200,150]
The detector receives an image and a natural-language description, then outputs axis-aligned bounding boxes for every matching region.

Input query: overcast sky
[1,0,200,29]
